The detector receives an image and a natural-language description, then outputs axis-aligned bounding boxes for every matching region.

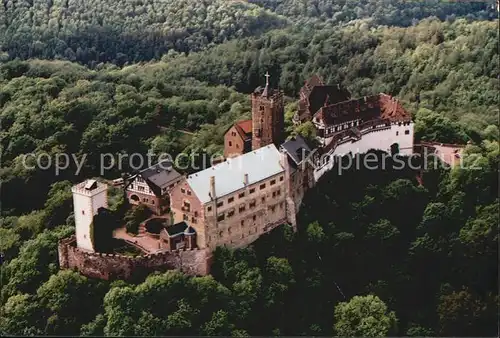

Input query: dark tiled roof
[281,135,312,165]
[308,85,351,117]
[166,221,188,237]
[140,160,182,190]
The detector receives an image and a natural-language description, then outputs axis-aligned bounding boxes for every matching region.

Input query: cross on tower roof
[265,71,270,86]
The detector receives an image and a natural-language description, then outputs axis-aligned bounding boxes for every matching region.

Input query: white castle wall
[72,181,108,252]
[314,122,414,180]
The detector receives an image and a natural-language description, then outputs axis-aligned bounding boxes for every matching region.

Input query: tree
[0,294,43,336]
[201,310,235,336]
[36,270,104,335]
[437,288,497,336]
[333,295,398,337]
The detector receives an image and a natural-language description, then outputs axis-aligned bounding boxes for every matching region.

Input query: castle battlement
[58,235,210,280]
[71,180,107,196]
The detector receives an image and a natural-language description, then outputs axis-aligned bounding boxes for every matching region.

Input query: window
[187,190,192,196]
[261,197,266,203]
[280,202,284,209]
[239,192,245,198]
[183,201,191,212]
[181,188,186,194]
[252,215,256,221]
[239,205,246,213]
[217,201,223,208]
[194,211,198,217]
[277,189,281,196]
[219,231,224,238]
[138,186,145,192]
[207,206,212,212]
[249,200,256,208]
[82,210,85,215]
[228,227,232,235]
[259,105,265,111]
[217,214,225,222]
[229,141,232,147]
[396,131,399,136]
[228,197,234,203]
[236,144,239,149]
[241,220,244,226]
[137,177,144,183]
[405,130,410,135]
[227,209,235,218]
[279,176,284,182]
[192,217,197,224]
[270,179,276,185]
[183,214,188,221]
[152,200,155,205]
[249,188,255,194]
[231,131,236,137]
[260,183,266,190]
[270,206,276,213]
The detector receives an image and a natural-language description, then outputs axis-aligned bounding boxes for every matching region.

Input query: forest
[0,0,498,336]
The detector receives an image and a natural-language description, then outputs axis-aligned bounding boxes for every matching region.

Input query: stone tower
[72,179,108,252]
[251,72,284,150]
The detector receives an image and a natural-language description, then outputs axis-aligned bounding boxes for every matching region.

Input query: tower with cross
[251,71,284,151]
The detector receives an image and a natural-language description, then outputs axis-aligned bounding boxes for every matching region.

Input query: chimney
[209,176,216,199]
[243,173,249,185]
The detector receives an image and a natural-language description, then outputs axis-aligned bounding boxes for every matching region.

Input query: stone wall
[58,236,210,280]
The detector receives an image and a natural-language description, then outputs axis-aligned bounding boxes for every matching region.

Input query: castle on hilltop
[225,74,414,180]
[59,74,414,280]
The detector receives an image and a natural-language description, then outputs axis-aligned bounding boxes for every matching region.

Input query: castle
[59,74,414,280]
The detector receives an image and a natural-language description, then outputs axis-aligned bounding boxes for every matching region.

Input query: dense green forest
[0,0,496,65]
[0,0,285,65]
[249,0,497,25]
[0,0,498,336]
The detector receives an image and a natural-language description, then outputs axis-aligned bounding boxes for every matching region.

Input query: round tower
[71,179,108,252]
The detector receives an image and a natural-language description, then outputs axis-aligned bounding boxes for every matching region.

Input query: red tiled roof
[315,93,411,126]
[236,119,252,134]
[231,119,252,141]
[379,93,412,122]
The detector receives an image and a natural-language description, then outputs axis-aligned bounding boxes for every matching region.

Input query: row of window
[227,141,240,149]
[207,176,283,211]
[180,187,192,196]
[396,130,410,136]
[129,184,153,194]
[143,197,155,205]
[216,199,284,222]
[326,120,360,134]
[183,214,197,224]
[209,202,285,241]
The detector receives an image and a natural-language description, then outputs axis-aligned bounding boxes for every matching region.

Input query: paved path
[114,227,162,254]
